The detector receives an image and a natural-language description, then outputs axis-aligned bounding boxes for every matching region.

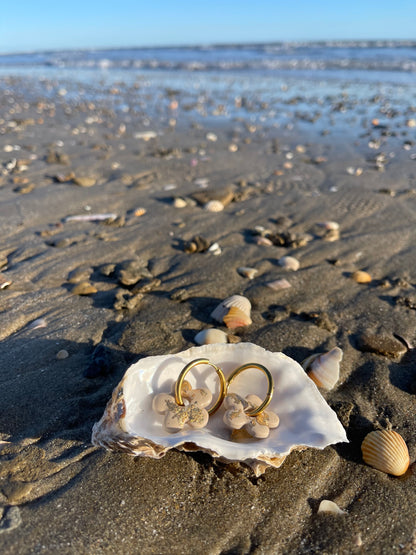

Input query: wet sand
[0,75,416,554]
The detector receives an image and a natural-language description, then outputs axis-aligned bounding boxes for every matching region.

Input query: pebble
[0,506,22,533]
[56,349,69,359]
[116,259,151,286]
[72,282,97,295]
[356,333,407,358]
[204,200,224,212]
[173,197,188,208]
[352,270,372,284]
[73,176,96,187]
[184,236,211,253]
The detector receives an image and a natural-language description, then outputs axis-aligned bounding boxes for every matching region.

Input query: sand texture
[0,76,416,554]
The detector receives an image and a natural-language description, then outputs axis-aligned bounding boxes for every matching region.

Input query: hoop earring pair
[152,358,279,439]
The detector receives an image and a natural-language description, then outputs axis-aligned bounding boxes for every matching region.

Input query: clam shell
[223,306,252,329]
[278,256,300,271]
[302,347,343,390]
[92,343,348,476]
[194,329,228,345]
[361,430,410,476]
[210,295,251,323]
[266,278,291,291]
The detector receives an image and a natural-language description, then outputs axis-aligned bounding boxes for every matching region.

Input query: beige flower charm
[152,380,212,433]
[223,393,280,439]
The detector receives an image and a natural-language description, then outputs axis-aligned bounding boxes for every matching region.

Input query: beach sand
[0,76,415,554]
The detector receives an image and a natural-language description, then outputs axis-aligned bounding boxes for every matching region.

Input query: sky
[1,0,415,53]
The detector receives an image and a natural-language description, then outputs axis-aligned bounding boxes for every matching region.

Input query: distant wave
[1,41,415,73]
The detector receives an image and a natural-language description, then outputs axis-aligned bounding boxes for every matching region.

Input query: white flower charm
[223,393,280,439]
[152,380,212,433]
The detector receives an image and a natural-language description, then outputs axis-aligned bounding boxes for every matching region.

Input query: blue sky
[1,0,415,53]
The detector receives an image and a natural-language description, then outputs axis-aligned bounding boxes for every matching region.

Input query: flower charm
[223,393,280,439]
[152,380,212,433]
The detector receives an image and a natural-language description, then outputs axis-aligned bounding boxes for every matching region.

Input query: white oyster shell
[92,343,347,475]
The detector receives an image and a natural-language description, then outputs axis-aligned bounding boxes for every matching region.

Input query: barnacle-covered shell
[302,347,343,390]
[92,343,348,476]
[361,430,410,476]
[194,328,228,345]
[210,295,251,323]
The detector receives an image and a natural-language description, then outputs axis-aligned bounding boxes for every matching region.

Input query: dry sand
[0,76,415,554]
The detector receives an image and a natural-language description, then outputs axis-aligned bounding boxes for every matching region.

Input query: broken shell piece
[302,347,343,390]
[92,342,348,475]
[194,329,228,345]
[317,500,347,515]
[223,306,252,329]
[352,270,372,284]
[204,200,224,212]
[211,295,252,324]
[266,279,292,291]
[207,242,222,256]
[0,273,12,289]
[237,267,258,280]
[278,256,300,271]
[361,430,410,476]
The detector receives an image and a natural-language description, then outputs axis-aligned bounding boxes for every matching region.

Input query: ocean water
[1,42,415,138]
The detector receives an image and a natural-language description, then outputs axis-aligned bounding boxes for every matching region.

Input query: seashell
[0,272,12,289]
[204,200,224,212]
[317,500,347,515]
[361,430,410,476]
[223,306,252,329]
[317,221,339,231]
[237,267,258,280]
[194,329,228,345]
[278,256,300,271]
[256,236,273,246]
[210,295,251,323]
[173,197,188,208]
[92,342,348,476]
[302,347,343,390]
[352,270,372,284]
[207,242,221,256]
[266,278,291,291]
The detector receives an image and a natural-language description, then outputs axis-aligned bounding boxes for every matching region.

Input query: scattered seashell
[317,221,339,231]
[228,143,238,152]
[266,279,292,291]
[194,329,228,345]
[133,207,147,217]
[173,197,188,208]
[278,256,300,271]
[237,267,258,280]
[206,132,217,142]
[361,430,410,476]
[352,270,372,284]
[223,306,252,329]
[134,131,157,140]
[72,282,97,295]
[302,347,343,390]
[207,242,222,256]
[256,236,273,247]
[317,500,347,515]
[204,200,224,212]
[56,349,69,360]
[64,213,117,223]
[211,295,251,323]
[73,176,96,188]
[406,119,416,128]
[26,318,47,330]
[0,273,12,289]
[92,342,348,475]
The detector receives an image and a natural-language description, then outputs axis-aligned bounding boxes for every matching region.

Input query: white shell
[204,200,224,212]
[210,295,251,323]
[92,343,348,476]
[194,329,228,345]
[266,278,291,291]
[318,500,347,515]
[278,256,300,271]
[302,347,343,390]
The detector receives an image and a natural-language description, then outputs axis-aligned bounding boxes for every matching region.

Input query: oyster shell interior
[92,343,347,474]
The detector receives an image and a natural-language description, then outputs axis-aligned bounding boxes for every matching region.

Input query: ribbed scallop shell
[223,306,252,329]
[302,347,343,390]
[210,295,251,323]
[361,430,410,476]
